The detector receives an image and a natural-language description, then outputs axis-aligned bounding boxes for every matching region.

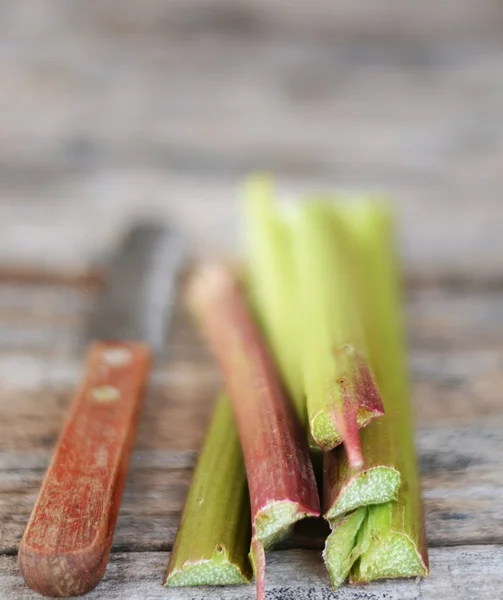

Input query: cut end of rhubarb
[322,508,367,590]
[350,531,429,583]
[165,545,252,587]
[310,405,382,453]
[309,345,384,457]
[325,466,401,521]
[310,411,343,450]
[254,500,320,550]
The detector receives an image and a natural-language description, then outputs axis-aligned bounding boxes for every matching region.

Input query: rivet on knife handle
[18,342,151,597]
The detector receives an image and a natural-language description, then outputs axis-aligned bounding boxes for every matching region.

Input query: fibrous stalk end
[323,508,367,589]
[165,545,252,587]
[350,531,429,583]
[310,345,384,465]
[254,500,320,550]
[325,466,401,521]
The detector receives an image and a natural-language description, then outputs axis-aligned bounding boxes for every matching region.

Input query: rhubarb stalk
[322,201,400,519]
[164,393,251,587]
[244,175,305,424]
[323,201,428,584]
[322,507,367,588]
[293,202,384,464]
[188,264,320,600]
[323,446,400,521]
[348,202,428,582]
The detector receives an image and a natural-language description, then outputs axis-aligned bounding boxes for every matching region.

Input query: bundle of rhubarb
[164,177,428,598]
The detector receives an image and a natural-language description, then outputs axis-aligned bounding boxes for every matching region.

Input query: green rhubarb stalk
[243,175,305,424]
[292,201,384,465]
[323,445,400,521]
[323,200,428,585]
[164,393,252,587]
[322,507,367,589]
[188,264,320,600]
[349,202,427,582]
[322,201,400,520]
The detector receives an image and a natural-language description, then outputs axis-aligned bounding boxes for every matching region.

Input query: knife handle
[18,341,152,597]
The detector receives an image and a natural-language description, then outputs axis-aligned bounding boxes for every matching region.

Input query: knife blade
[18,222,185,597]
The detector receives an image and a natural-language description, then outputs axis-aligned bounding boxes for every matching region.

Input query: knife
[18,223,185,597]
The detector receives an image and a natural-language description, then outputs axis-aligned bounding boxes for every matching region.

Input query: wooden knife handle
[18,341,152,597]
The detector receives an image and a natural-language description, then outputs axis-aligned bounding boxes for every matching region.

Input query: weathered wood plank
[4,177,503,281]
[3,282,503,355]
[2,0,501,40]
[1,26,503,275]
[4,176,503,279]
[3,280,503,354]
[2,546,503,599]
[2,425,503,554]
[1,282,502,438]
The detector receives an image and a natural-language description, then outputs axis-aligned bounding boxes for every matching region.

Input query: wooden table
[1,2,503,598]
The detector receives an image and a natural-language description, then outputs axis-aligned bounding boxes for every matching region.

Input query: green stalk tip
[164,394,252,587]
[324,446,400,520]
[322,508,367,589]
[322,199,428,586]
[293,201,384,460]
[350,503,428,583]
[166,548,250,587]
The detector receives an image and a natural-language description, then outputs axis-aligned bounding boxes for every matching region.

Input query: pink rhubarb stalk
[188,264,320,600]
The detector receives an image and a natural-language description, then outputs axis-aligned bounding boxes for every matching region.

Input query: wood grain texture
[1,2,503,276]
[3,546,503,599]
[18,342,152,597]
[2,0,502,40]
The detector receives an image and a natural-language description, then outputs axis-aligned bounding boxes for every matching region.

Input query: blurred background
[1,0,503,279]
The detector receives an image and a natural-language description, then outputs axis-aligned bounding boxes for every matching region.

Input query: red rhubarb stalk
[188,264,320,600]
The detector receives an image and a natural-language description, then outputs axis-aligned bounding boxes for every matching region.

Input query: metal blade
[87,222,185,353]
